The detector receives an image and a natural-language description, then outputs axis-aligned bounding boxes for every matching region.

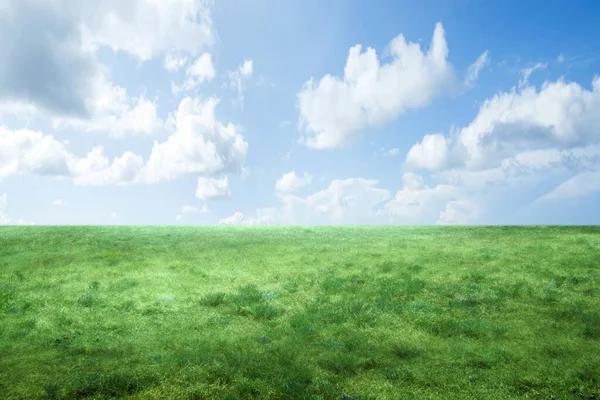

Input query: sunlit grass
[0,226,599,399]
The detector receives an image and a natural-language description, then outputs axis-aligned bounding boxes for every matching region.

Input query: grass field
[1,226,599,399]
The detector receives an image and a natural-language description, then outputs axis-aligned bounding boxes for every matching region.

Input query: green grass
[0,226,599,399]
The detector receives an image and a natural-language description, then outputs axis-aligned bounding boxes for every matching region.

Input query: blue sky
[1,0,600,225]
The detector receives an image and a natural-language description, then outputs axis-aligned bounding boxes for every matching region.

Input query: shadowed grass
[0,226,599,399]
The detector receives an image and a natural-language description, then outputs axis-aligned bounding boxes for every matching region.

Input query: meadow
[0,226,599,399]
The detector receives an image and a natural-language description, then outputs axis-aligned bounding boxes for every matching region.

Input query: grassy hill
[1,226,599,399]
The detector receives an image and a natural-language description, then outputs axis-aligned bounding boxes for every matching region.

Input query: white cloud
[172,53,215,93]
[231,178,390,225]
[70,147,145,186]
[53,199,67,206]
[143,97,248,182]
[240,60,253,78]
[406,77,600,171]
[227,59,254,107]
[195,176,230,199]
[464,50,489,88]
[0,127,70,180]
[0,126,144,186]
[275,171,312,193]
[557,54,565,63]
[0,0,204,130]
[175,214,182,221]
[1,95,247,190]
[298,22,454,149]
[164,52,189,72]
[80,0,214,60]
[382,173,459,223]
[405,133,451,170]
[218,211,271,226]
[437,199,481,225]
[53,76,164,137]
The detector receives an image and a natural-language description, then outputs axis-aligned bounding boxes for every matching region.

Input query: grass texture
[0,226,599,399]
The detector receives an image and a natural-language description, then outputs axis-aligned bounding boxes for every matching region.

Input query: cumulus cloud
[464,50,489,88]
[218,211,271,226]
[53,76,163,137]
[143,97,248,182]
[79,0,214,60]
[0,96,247,188]
[405,133,452,170]
[298,22,454,149]
[0,0,209,134]
[0,127,71,180]
[53,199,67,206]
[437,199,481,225]
[195,176,230,199]
[406,77,600,172]
[382,173,459,223]
[275,171,312,193]
[227,178,391,225]
[172,53,215,94]
[164,52,189,72]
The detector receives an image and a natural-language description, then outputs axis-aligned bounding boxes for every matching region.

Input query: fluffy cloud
[164,52,189,72]
[70,147,145,186]
[382,173,459,223]
[298,23,454,149]
[172,53,215,93]
[53,76,163,137]
[406,77,600,172]
[1,96,247,188]
[218,211,271,226]
[79,0,214,60]
[0,126,147,186]
[196,176,230,199]
[0,127,71,180]
[52,199,67,206]
[275,171,312,193]
[405,133,452,170]
[437,200,481,225]
[143,97,248,182]
[0,0,207,134]
[225,178,391,225]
